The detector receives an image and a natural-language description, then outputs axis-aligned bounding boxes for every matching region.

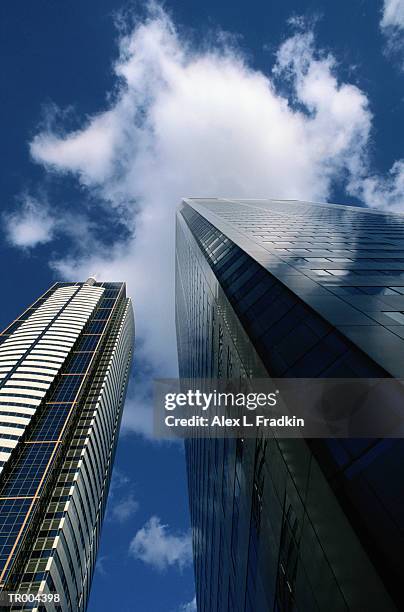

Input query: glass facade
[176,198,404,611]
[0,279,134,611]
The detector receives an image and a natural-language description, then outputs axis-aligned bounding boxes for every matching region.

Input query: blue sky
[0,1,403,611]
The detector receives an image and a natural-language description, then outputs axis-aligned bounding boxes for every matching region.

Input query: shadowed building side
[176,198,404,612]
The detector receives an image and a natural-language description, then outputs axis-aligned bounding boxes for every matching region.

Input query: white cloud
[31,110,125,187]
[120,374,154,438]
[122,395,153,438]
[110,493,139,522]
[95,555,108,575]
[7,5,402,434]
[5,196,56,248]
[107,468,139,522]
[110,467,130,491]
[178,596,197,612]
[5,193,100,253]
[381,0,404,30]
[129,515,192,571]
[274,31,371,186]
[380,0,404,64]
[354,159,404,211]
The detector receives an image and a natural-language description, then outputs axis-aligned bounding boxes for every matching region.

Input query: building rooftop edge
[181,197,404,218]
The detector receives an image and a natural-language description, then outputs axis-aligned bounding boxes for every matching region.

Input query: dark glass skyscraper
[176,198,404,611]
[0,279,134,610]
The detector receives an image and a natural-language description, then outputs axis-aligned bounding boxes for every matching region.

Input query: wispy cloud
[381,0,404,30]
[110,467,130,492]
[355,159,404,211]
[120,370,154,438]
[129,515,192,571]
[380,0,404,65]
[178,596,197,612]
[110,493,139,523]
[95,555,108,576]
[107,468,139,523]
[5,192,102,254]
[5,195,56,248]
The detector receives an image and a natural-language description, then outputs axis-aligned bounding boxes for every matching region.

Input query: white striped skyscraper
[0,279,134,611]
